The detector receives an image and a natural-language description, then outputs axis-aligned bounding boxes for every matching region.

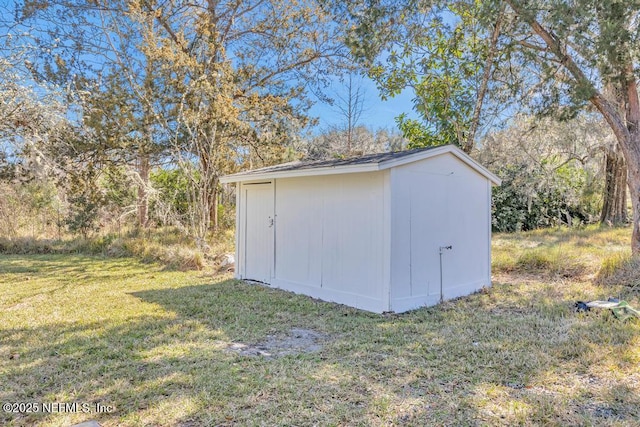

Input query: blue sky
[308,77,417,133]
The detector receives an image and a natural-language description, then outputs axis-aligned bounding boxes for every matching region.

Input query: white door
[243,183,274,283]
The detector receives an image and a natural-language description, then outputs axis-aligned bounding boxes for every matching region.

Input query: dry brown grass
[0,227,236,271]
[596,253,640,291]
[493,225,630,277]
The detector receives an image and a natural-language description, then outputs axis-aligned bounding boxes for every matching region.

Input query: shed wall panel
[390,153,491,312]
[273,173,385,310]
[272,178,324,284]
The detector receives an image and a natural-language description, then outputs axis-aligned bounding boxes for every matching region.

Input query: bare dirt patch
[227,328,326,358]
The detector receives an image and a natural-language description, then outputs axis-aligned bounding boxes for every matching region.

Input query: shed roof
[220,144,501,185]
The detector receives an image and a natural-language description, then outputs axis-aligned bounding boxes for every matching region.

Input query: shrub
[149,168,191,228]
[65,167,106,239]
[492,163,594,232]
[0,237,54,254]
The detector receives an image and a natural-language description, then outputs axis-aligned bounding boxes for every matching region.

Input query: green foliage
[397,22,478,148]
[491,162,594,232]
[340,1,495,150]
[65,167,105,239]
[102,166,137,211]
[216,203,235,231]
[396,115,451,148]
[479,115,608,232]
[149,168,191,226]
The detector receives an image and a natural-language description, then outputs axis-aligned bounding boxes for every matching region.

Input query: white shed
[220,144,501,313]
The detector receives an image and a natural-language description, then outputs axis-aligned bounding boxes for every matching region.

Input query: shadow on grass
[1,316,202,426]
[130,278,640,425]
[131,280,376,341]
[0,254,147,276]
[2,277,370,426]
[2,271,639,425]
[0,255,158,286]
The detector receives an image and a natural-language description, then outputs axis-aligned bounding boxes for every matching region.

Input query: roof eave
[378,145,502,185]
[219,162,381,183]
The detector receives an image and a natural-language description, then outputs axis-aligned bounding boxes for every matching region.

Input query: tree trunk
[623,68,640,255]
[614,156,628,222]
[464,6,504,154]
[590,83,640,255]
[623,140,640,255]
[503,0,640,254]
[137,153,150,228]
[600,144,628,225]
[209,185,219,231]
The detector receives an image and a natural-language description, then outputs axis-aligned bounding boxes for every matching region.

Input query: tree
[477,114,609,231]
[332,72,368,154]
[339,0,640,254]
[127,0,343,239]
[600,146,628,225]
[497,0,640,252]
[0,9,67,180]
[598,86,628,225]
[333,0,504,152]
[79,68,168,229]
[305,126,403,159]
[308,71,409,159]
[65,165,105,239]
[15,0,344,242]
[5,0,169,230]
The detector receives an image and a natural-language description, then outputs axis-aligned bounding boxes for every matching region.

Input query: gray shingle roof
[231,146,439,176]
[220,144,501,185]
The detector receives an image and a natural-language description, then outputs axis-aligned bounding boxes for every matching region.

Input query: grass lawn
[1,226,640,426]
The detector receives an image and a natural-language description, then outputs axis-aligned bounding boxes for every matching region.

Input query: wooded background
[2,0,639,261]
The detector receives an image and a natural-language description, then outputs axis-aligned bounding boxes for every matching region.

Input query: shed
[220,144,501,313]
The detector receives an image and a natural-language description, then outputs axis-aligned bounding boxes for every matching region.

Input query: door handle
[268,217,274,227]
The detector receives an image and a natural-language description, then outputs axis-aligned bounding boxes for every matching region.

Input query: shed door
[243,183,274,283]
[409,173,449,300]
